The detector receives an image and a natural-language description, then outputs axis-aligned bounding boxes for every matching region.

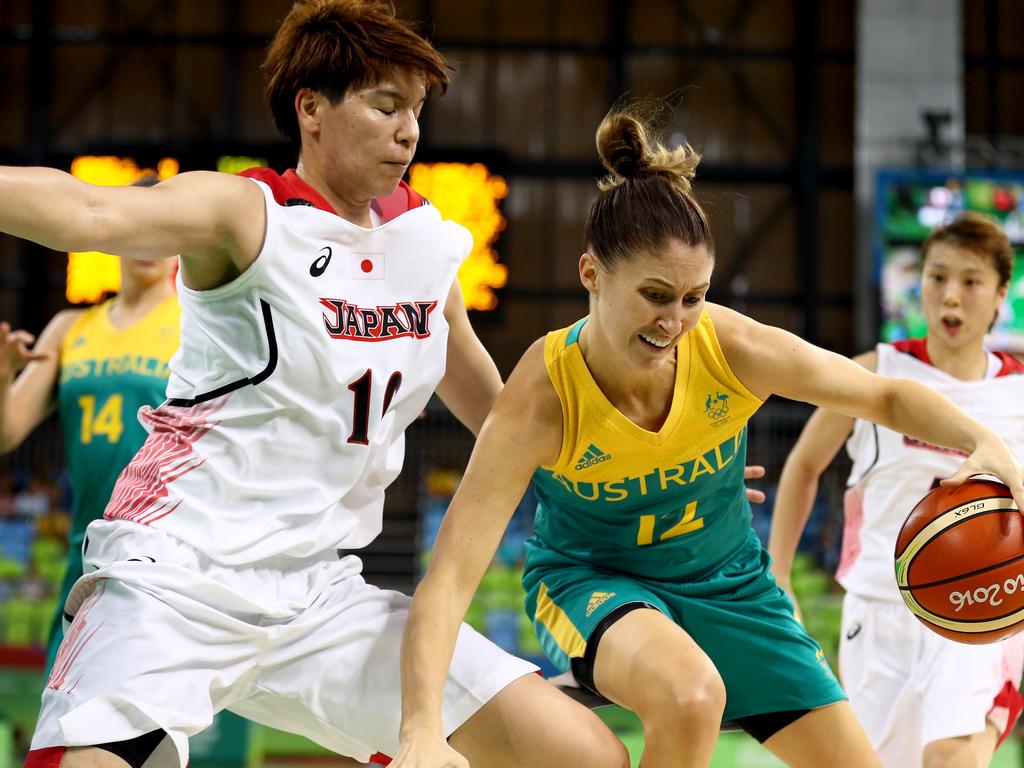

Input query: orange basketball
[895,479,1023,645]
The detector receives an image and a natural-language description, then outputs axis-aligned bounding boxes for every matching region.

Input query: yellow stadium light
[408,162,508,311]
[66,156,179,304]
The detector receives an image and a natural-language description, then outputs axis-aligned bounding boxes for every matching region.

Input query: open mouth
[941,317,962,335]
[639,333,672,350]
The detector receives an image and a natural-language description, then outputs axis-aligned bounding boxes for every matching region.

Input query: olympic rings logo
[706,404,729,420]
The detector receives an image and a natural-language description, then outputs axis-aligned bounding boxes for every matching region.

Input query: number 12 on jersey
[347,369,403,444]
[637,500,704,546]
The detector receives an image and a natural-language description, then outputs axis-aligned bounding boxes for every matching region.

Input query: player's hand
[0,322,48,380]
[941,431,1024,515]
[387,731,469,768]
[744,464,766,504]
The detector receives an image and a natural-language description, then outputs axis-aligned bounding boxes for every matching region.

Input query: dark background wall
[0,0,1021,372]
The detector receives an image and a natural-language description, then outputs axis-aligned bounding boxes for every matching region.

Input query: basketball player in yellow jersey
[394,105,1024,768]
[0,251,178,670]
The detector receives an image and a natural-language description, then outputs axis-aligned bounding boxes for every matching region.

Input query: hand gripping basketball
[938,431,1024,515]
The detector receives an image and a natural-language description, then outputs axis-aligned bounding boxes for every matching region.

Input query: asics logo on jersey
[319,299,438,342]
[585,591,616,617]
[309,246,332,277]
[575,444,612,470]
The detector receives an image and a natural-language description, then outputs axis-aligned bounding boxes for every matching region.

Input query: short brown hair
[264,0,450,143]
[922,211,1014,287]
[585,105,713,270]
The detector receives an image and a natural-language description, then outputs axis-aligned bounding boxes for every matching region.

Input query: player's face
[315,69,426,200]
[582,239,714,370]
[920,242,1007,351]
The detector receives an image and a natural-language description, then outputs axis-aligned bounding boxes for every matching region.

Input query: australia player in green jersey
[0,225,179,670]
[393,105,1024,768]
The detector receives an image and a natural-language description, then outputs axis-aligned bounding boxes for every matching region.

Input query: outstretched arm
[766,351,875,601]
[710,303,1024,512]
[0,312,81,454]
[0,167,265,290]
[392,339,562,768]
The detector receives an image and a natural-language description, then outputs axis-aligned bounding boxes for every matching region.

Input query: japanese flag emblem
[352,252,385,280]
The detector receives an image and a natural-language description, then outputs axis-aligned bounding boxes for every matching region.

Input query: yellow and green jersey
[58,296,180,548]
[528,311,764,582]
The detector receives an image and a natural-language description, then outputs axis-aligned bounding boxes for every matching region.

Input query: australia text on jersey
[319,298,439,342]
[548,426,747,502]
[61,356,172,382]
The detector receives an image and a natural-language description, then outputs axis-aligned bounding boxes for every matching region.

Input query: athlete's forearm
[767,458,820,577]
[0,166,101,252]
[768,408,852,576]
[884,378,992,455]
[399,575,474,739]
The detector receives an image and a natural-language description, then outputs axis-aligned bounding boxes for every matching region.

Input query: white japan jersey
[837,340,1024,602]
[104,170,469,565]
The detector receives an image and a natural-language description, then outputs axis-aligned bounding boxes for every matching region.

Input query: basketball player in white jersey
[768,212,1024,768]
[0,3,631,768]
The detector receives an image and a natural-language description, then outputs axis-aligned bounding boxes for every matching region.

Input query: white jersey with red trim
[103,169,469,565]
[837,340,1024,602]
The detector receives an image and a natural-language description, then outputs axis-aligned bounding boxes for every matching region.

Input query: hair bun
[597,113,647,179]
[594,106,701,193]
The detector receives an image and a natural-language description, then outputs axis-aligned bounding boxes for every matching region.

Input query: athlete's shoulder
[542,318,586,360]
[52,306,91,339]
[237,167,335,214]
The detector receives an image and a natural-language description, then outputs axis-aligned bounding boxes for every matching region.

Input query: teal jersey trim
[565,317,587,347]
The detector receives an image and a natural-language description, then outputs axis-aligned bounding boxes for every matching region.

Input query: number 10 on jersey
[347,369,403,444]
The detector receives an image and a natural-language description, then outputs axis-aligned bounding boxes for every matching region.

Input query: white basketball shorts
[839,592,1024,768]
[28,520,537,768]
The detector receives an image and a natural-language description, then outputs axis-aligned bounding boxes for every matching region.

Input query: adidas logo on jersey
[586,591,616,617]
[575,444,612,470]
[319,298,438,342]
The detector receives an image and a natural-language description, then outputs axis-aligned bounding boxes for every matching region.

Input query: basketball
[895,479,1023,644]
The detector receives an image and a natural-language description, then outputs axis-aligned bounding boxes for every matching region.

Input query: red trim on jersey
[237,167,425,223]
[995,351,1024,376]
[105,398,227,526]
[369,753,391,765]
[992,680,1024,747]
[24,747,65,768]
[891,337,1024,377]
[890,338,931,365]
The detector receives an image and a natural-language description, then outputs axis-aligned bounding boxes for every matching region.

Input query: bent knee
[637,668,726,726]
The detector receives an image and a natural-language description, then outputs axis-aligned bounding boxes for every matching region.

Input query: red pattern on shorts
[47,581,107,693]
